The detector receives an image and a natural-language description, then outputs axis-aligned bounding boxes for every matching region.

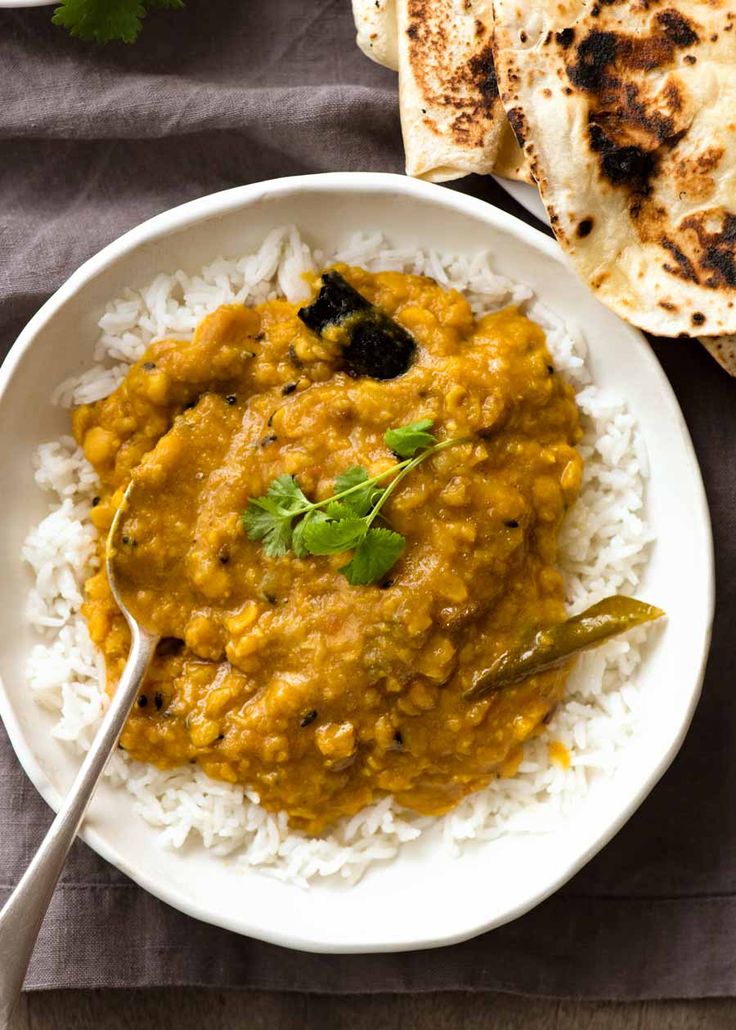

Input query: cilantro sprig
[242,420,470,586]
[52,0,184,45]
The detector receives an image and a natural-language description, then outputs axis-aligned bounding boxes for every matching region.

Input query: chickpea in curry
[72,266,583,835]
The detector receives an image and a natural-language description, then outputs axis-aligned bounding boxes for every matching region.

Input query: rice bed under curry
[23,228,653,886]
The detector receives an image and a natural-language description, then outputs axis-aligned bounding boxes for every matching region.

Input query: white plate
[0,172,714,953]
[497,177,548,225]
[0,1,55,7]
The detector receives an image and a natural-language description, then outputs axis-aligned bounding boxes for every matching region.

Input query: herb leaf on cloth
[52,0,184,44]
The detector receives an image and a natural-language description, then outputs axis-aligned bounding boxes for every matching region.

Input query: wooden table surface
[8,990,736,1029]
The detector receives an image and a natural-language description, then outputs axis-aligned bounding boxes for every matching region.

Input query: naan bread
[492,0,736,338]
[397,0,507,182]
[352,0,399,71]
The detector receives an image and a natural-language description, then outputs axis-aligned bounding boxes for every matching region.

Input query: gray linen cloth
[1,0,734,999]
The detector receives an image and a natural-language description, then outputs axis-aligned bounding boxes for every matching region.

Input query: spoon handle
[0,624,158,1027]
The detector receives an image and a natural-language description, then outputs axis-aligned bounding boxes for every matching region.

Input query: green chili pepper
[464,596,664,701]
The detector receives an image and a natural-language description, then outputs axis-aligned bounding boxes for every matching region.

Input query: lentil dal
[72,266,583,834]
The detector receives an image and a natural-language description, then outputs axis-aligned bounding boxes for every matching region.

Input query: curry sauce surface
[73,268,582,833]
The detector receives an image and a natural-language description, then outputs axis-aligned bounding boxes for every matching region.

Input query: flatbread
[493,120,533,183]
[492,0,736,337]
[397,0,507,182]
[351,0,532,183]
[352,0,399,71]
[699,335,736,376]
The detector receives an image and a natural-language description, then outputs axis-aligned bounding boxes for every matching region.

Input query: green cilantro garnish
[242,419,470,585]
[52,0,184,44]
[340,529,406,587]
[384,418,437,458]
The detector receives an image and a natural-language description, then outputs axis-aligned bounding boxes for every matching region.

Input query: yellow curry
[72,267,583,834]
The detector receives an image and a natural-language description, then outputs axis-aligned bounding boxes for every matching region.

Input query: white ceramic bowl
[0,172,714,952]
[0,1,54,7]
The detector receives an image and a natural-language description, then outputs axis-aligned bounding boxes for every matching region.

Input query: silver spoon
[0,490,159,1026]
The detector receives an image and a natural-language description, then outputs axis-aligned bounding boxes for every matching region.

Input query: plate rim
[494,176,549,226]
[0,171,716,952]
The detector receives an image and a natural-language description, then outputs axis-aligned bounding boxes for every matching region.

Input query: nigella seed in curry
[281,382,298,396]
[142,361,156,371]
[92,496,101,507]
[137,695,148,708]
[156,637,184,657]
[76,266,587,835]
[225,394,237,405]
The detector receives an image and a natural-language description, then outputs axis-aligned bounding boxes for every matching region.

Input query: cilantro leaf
[340,528,405,585]
[384,419,437,458]
[52,0,146,43]
[302,516,367,556]
[264,474,309,513]
[242,475,308,558]
[333,466,380,516]
[52,0,184,44]
[242,498,293,558]
[292,510,325,559]
[325,500,360,522]
[241,422,467,583]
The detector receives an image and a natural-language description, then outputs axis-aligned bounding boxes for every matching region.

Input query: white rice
[24,227,654,886]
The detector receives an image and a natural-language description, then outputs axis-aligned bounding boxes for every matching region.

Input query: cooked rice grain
[24,228,653,886]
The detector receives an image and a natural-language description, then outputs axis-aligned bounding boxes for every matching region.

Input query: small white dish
[0,1,55,7]
[0,172,714,953]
